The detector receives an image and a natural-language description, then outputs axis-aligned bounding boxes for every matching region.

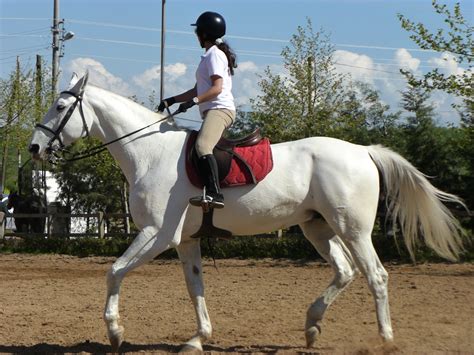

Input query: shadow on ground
[0,341,325,354]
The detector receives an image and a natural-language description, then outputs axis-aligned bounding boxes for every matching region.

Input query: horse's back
[271,136,375,177]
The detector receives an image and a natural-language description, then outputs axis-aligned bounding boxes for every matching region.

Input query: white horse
[29,73,465,352]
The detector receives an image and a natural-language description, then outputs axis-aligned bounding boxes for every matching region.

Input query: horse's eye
[57,104,66,112]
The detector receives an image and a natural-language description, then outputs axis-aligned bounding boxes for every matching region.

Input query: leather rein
[35,90,180,164]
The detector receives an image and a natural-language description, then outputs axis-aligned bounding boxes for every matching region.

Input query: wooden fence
[0,211,134,239]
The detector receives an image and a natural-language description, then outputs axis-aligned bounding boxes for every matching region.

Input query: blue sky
[1,0,472,126]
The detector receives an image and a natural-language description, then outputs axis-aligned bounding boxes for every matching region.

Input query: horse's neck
[86,86,184,183]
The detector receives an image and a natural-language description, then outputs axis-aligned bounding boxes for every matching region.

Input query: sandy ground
[0,254,472,354]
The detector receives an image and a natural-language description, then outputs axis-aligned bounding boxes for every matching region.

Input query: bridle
[35,89,181,164]
[35,90,89,156]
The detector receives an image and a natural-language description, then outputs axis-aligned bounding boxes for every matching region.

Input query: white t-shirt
[196,45,235,116]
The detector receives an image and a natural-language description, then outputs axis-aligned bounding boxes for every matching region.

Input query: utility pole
[35,55,43,122]
[51,0,74,96]
[52,0,60,95]
[34,55,47,212]
[160,0,166,101]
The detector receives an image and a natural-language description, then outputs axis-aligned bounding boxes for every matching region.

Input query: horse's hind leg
[343,232,393,341]
[104,226,177,351]
[300,218,359,348]
[326,206,393,342]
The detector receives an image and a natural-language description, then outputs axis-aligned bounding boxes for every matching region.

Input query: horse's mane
[88,84,168,121]
[86,84,192,133]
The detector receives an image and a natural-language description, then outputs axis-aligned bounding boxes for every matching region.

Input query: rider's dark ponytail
[217,41,237,76]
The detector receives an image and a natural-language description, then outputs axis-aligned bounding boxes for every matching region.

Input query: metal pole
[52,0,60,95]
[160,0,166,101]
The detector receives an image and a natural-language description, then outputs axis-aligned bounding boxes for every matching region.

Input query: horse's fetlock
[104,311,119,324]
[306,305,322,325]
[199,326,212,340]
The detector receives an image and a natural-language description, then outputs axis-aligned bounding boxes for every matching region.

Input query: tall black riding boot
[189,154,225,209]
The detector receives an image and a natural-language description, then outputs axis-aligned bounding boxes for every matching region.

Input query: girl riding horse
[158,11,237,209]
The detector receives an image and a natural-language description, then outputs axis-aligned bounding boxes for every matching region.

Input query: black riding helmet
[191,11,226,40]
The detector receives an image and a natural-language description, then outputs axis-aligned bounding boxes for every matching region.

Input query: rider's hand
[157,97,176,112]
[178,100,196,113]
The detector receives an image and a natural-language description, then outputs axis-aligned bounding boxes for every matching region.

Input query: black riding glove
[178,100,196,113]
[157,97,176,112]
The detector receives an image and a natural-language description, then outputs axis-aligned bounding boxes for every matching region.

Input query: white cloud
[333,50,376,83]
[428,52,465,76]
[132,62,188,90]
[237,61,259,72]
[394,48,420,72]
[65,57,132,96]
[233,61,267,108]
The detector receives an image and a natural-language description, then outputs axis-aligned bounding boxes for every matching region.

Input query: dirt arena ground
[0,254,472,354]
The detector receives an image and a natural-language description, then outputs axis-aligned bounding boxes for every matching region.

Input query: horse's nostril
[29,144,40,154]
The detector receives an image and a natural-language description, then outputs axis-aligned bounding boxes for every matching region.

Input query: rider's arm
[173,85,197,103]
[194,75,222,104]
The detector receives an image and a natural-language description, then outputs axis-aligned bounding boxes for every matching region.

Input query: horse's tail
[367,144,466,262]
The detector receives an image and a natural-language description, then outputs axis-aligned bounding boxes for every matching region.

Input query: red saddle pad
[185,132,274,188]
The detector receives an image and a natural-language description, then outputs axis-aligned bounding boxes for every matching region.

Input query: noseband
[35,90,90,154]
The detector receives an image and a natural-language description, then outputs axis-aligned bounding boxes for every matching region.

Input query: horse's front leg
[176,239,212,352]
[104,226,177,352]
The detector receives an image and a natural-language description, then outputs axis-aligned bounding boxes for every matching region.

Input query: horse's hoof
[108,325,124,353]
[179,343,202,353]
[305,323,322,348]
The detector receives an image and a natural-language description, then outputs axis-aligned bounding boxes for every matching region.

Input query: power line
[65,52,416,81]
[0,34,451,76]
[0,34,48,39]
[0,17,49,21]
[73,37,285,58]
[335,43,437,53]
[68,38,422,75]
[1,27,50,36]
[0,32,455,69]
[0,44,49,54]
[0,17,467,57]
[70,53,162,65]
[0,47,49,62]
[70,36,445,73]
[76,36,161,48]
[64,18,442,53]
[68,19,162,32]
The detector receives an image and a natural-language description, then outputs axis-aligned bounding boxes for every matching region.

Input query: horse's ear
[80,71,89,95]
[69,71,89,96]
[68,73,80,89]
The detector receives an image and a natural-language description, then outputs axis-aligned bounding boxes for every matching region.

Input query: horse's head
[29,72,94,162]
[7,191,19,210]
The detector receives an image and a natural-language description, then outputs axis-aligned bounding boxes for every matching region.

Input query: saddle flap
[185,130,273,189]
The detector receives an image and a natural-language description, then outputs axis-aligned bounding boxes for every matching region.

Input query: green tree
[399,84,468,206]
[250,19,352,143]
[398,0,473,99]
[400,83,439,174]
[338,82,402,146]
[53,139,127,215]
[0,57,47,193]
[398,0,473,221]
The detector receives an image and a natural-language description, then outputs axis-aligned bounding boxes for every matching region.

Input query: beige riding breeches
[195,108,236,157]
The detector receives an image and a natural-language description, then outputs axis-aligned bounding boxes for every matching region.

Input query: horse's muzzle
[29,144,40,154]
